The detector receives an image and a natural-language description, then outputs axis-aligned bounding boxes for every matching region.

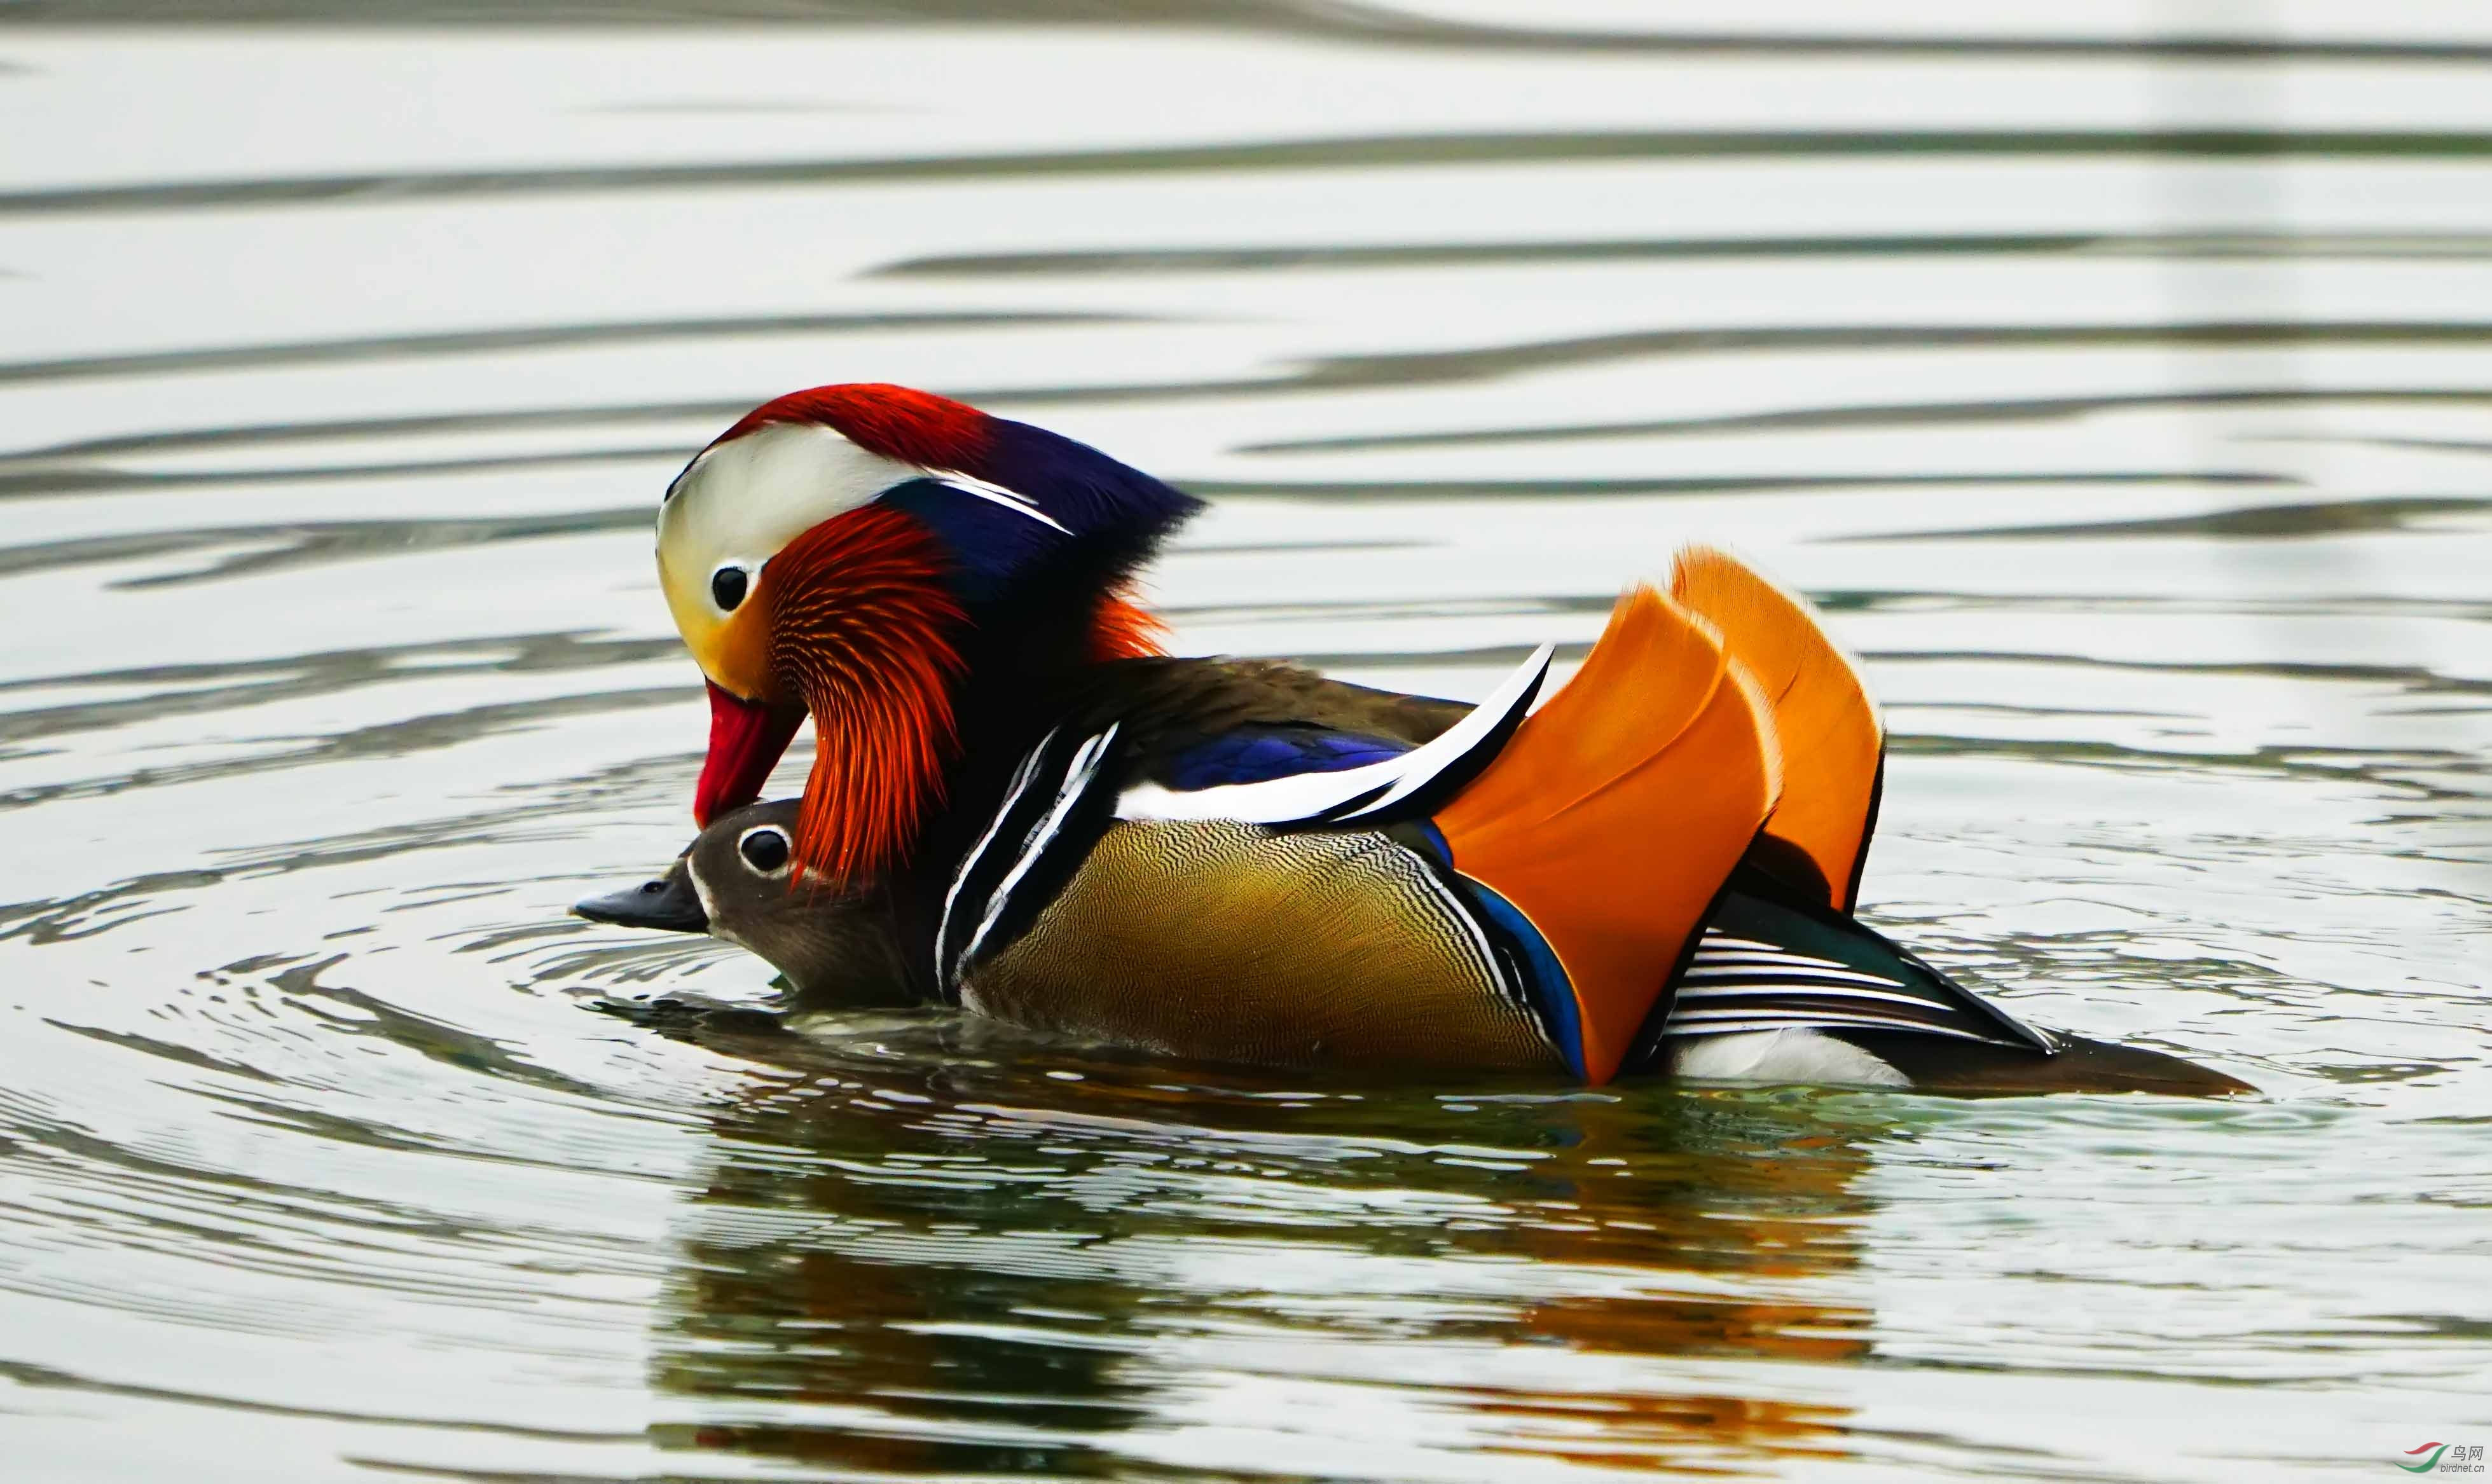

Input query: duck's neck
[871,593,1155,998]
[944,585,1161,797]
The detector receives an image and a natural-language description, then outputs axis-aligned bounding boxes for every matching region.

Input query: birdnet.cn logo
[2400,1444,2487,1474]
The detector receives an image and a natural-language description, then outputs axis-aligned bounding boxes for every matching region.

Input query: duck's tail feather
[1433,585,1782,1085]
[1670,545,1885,912]
[1834,1030,2256,1097]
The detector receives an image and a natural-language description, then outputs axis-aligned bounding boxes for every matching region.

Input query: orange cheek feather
[764,507,968,886]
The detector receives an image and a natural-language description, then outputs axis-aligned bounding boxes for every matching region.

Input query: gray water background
[0,4,2487,1479]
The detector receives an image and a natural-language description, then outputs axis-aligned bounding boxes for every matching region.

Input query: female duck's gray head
[572,799,913,1007]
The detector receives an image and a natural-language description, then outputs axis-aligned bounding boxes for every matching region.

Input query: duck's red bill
[694,681,804,825]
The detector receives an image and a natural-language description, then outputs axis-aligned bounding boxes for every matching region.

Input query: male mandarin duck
[614,383,2248,1094]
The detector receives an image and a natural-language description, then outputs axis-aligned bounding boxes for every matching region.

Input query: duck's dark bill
[574,869,709,934]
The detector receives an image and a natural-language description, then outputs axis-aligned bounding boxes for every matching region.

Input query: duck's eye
[710,564,749,612]
[737,826,790,874]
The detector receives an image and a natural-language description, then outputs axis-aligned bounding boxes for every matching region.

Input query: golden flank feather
[1433,585,1782,1085]
[1670,544,1885,912]
[965,820,1559,1072]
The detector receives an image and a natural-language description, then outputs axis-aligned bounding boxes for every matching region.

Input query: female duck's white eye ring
[736,825,791,875]
[710,563,751,613]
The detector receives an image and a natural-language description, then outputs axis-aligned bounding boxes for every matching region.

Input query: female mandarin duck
[612,382,2247,1094]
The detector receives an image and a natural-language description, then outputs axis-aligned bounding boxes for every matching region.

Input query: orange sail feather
[1670,545,1885,912]
[1433,586,1782,1085]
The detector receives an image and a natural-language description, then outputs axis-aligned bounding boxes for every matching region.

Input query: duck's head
[572,799,914,1008]
[656,383,1196,884]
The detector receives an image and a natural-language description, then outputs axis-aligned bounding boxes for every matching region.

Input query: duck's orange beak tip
[694,680,804,826]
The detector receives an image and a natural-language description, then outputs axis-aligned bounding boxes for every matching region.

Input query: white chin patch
[1667,1029,1910,1088]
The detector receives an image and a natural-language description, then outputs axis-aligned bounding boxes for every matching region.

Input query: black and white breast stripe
[937,724,1122,997]
[1662,931,2039,1047]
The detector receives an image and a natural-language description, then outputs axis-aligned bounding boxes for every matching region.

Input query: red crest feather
[717,383,991,471]
[764,506,968,886]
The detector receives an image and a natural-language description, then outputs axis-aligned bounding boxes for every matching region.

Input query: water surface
[0,6,2487,1480]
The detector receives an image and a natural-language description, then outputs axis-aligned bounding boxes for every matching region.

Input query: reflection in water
[656,1033,1878,1477]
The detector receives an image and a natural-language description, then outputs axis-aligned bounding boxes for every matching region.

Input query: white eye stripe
[659,422,1074,619]
[658,423,908,589]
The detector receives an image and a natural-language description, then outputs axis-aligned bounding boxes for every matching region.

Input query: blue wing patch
[1162,727,1412,792]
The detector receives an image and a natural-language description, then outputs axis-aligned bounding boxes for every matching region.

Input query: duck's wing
[1113,646,1552,828]
[1153,724,1415,791]
[1658,877,2048,1051]
[1651,886,2255,1095]
[1670,546,1885,913]
[1059,656,1472,759]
